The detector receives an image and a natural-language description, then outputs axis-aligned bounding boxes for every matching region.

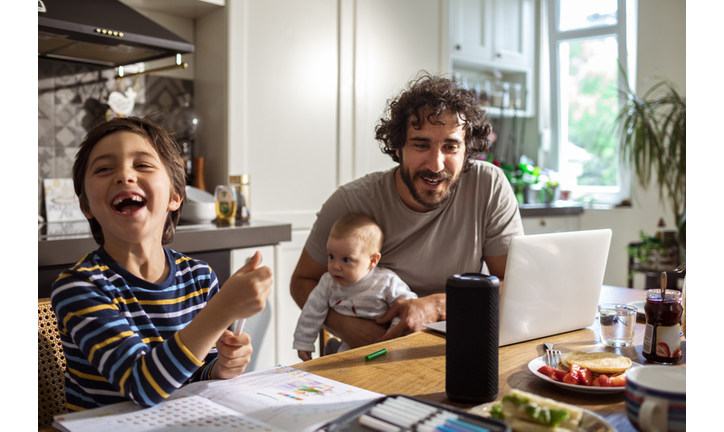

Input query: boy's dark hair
[72,116,186,245]
[375,72,493,172]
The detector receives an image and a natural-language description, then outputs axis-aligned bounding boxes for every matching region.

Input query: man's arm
[290,248,327,308]
[484,254,508,297]
[484,254,508,279]
[290,248,387,348]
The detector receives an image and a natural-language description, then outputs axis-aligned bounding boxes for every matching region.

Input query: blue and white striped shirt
[50,246,220,411]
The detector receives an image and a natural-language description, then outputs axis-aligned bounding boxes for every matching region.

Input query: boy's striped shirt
[50,247,220,411]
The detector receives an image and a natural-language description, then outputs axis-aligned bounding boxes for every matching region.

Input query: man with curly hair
[291,73,524,349]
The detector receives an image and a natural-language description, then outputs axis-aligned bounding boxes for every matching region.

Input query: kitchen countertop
[518,201,584,217]
[38,219,292,267]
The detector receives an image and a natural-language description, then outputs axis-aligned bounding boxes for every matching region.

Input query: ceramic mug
[625,365,686,432]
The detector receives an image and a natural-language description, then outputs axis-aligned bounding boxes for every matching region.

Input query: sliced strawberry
[579,368,593,386]
[597,374,612,387]
[550,368,567,382]
[562,372,579,385]
[656,342,671,358]
[537,365,556,375]
[610,375,627,387]
[538,365,566,381]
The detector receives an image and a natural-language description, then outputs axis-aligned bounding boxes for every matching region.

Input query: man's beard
[399,162,461,210]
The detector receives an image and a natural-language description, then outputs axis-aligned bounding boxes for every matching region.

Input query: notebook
[423,229,612,346]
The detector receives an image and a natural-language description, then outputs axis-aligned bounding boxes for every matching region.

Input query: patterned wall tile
[37,59,193,218]
[38,146,54,215]
[38,62,55,147]
[55,146,79,180]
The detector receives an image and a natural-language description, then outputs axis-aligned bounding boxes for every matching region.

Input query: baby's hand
[212,330,253,379]
[298,350,313,362]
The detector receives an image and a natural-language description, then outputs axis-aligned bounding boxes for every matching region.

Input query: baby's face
[82,131,182,247]
[326,235,374,287]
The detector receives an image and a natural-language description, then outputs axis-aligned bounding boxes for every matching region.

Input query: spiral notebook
[424,229,613,346]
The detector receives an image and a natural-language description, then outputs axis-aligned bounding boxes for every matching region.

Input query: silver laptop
[423,229,612,346]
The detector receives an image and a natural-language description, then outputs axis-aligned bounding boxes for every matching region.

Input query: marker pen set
[350,395,508,432]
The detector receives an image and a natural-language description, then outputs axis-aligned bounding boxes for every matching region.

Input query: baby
[293,213,417,360]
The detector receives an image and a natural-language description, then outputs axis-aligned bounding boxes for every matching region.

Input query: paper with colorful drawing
[53,365,383,432]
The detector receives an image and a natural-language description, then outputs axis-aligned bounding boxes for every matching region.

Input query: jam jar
[642,289,683,364]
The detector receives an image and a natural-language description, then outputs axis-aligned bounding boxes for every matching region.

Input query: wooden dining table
[41,285,685,432]
[293,285,686,432]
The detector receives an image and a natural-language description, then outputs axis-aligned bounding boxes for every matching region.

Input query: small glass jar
[214,185,237,227]
[642,289,683,364]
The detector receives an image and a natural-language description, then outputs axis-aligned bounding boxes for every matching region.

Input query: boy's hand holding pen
[213,251,272,379]
[224,251,273,325]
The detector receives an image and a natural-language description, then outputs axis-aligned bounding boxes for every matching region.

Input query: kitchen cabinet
[450,0,536,116]
[522,215,581,235]
[274,229,312,366]
[450,0,535,68]
[230,246,276,372]
[451,0,534,69]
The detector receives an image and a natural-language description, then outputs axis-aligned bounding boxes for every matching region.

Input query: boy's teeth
[112,195,143,205]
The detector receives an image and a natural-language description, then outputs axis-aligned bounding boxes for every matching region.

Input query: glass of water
[598,304,637,347]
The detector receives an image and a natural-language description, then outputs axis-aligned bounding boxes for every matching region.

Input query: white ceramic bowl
[180,186,216,223]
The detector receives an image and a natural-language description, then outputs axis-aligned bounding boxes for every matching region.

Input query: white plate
[628,300,645,316]
[471,401,615,432]
[528,356,640,394]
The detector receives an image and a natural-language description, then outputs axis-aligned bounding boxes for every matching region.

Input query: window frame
[546,0,637,206]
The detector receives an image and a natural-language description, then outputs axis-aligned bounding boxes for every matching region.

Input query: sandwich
[483,389,583,432]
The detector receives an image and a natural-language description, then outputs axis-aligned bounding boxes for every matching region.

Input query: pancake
[562,351,632,374]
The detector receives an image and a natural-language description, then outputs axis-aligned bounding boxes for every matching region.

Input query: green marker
[365,348,387,361]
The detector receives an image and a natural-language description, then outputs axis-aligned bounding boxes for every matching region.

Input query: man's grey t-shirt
[304,160,524,297]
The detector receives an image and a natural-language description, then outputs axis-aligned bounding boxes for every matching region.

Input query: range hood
[38,0,194,67]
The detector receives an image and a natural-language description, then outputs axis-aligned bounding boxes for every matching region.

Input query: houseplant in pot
[613,73,686,266]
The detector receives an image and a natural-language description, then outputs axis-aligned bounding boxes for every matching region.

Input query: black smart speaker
[445,273,500,403]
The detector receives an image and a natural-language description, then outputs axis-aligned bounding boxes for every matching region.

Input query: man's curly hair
[375,73,493,172]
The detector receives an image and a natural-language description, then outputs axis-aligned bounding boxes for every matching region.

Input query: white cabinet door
[522,215,581,235]
[451,0,534,70]
[451,0,494,61]
[491,0,534,67]
[230,246,276,372]
[274,229,311,366]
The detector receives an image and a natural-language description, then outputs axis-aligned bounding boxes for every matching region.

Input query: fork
[544,342,562,368]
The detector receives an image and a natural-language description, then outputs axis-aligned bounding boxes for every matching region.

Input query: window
[545,0,637,205]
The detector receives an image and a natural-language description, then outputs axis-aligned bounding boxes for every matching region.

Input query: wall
[580,0,686,288]
[37,60,193,219]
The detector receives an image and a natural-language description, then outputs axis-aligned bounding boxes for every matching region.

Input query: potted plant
[627,228,679,272]
[613,73,686,250]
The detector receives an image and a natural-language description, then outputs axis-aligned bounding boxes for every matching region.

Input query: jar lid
[645,288,682,303]
[229,174,250,184]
